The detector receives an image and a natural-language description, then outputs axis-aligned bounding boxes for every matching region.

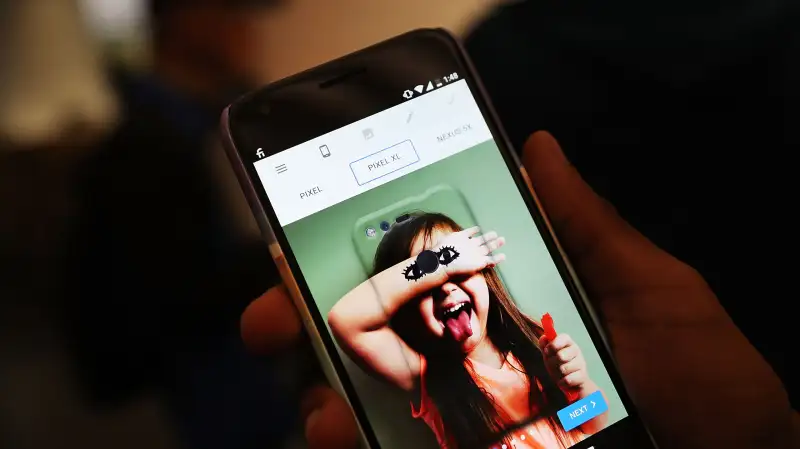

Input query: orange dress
[411,354,584,449]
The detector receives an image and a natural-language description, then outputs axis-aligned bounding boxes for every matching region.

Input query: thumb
[520,131,688,293]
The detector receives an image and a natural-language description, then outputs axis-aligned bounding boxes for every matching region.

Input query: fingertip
[522,131,566,172]
[303,387,359,449]
[300,385,335,418]
[241,284,303,355]
[476,231,498,244]
[464,226,481,236]
[521,131,662,292]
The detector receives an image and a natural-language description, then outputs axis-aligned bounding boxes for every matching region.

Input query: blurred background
[0,2,498,449]
[0,1,797,449]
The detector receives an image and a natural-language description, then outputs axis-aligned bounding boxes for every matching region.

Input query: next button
[556,390,608,432]
[349,140,419,186]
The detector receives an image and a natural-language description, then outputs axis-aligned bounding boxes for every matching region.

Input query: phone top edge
[228,28,457,110]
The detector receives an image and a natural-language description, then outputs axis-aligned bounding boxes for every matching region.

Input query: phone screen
[234,32,652,449]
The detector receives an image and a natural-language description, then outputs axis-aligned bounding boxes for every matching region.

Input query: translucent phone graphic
[352,184,478,274]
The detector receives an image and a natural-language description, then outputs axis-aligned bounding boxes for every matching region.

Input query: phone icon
[319,144,331,158]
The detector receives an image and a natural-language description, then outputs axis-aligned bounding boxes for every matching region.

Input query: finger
[554,345,579,364]
[559,371,586,389]
[301,386,359,449]
[557,358,583,377]
[521,131,685,291]
[461,226,481,238]
[484,236,506,254]
[487,253,506,266]
[241,284,303,355]
[474,231,498,245]
[545,334,573,354]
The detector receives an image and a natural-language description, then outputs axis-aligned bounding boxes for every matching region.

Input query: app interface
[255,79,628,449]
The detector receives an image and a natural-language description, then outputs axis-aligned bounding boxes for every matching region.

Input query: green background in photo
[284,140,627,449]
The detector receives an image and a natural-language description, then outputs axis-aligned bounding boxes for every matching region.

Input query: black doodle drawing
[403,246,461,281]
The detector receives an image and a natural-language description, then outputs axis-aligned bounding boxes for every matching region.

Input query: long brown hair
[372,212,571,449]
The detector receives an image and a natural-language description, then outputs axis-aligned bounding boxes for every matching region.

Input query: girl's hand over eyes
[434,227,506,278]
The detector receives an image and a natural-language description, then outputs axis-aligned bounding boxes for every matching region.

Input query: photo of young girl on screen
[328,212,609,449]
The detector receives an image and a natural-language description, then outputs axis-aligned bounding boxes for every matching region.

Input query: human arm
[327,227,505,391]
[327,253,446,392]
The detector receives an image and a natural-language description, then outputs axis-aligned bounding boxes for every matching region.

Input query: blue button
[556,390,608,431]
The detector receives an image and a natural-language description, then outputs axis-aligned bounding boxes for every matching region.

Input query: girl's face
[410,228,491,354]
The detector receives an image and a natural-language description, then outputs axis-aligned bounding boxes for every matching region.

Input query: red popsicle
[542,313,557,341]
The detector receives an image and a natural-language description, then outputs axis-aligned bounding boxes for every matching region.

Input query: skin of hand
[434,227,507,277]
[540,334,590,392]
[240,131,799,449]
[540,333,608,434]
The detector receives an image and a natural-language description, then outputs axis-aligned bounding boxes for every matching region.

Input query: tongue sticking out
[444,309,473,342]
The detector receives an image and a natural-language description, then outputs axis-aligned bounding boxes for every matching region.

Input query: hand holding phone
[225,29,657,449]
[242,131,795,449]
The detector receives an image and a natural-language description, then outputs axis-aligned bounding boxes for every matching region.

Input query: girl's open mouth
[437,301,474,343]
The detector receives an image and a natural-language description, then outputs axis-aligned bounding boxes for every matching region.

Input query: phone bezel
[222,28,657,449]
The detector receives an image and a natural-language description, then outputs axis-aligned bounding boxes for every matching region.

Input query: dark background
[1,1,797,449]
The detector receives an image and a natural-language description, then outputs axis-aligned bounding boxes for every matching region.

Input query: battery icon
[319,144,331,158]
[435,79,443,88]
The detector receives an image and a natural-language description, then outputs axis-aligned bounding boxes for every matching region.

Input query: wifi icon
[414,85,424,94]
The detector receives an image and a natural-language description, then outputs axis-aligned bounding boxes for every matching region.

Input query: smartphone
[352,185,477,274]
[222,29,657,449]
